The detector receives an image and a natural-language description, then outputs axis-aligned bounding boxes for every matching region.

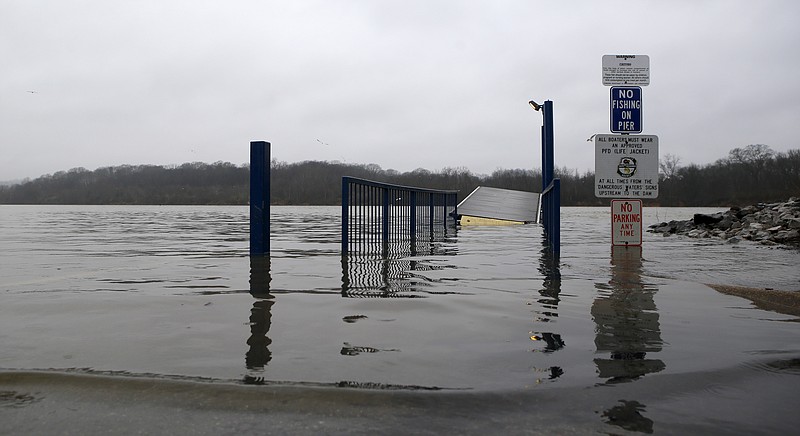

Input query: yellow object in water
[459,215,525,226]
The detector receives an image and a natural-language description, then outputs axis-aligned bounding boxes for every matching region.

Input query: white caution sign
[611,199,642,246]
[595,134,659,199]
[602,55,650,86]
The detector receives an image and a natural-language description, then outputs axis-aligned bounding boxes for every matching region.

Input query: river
[1,205,798,434]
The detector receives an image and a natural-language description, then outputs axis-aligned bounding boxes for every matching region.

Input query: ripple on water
[1,205,799,434]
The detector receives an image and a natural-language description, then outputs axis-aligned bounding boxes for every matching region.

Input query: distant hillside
[1,145,798,206]
[0,162,249,205]
[0,160,560,206]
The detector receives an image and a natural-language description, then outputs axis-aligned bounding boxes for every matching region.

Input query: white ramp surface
[457,186,541,223]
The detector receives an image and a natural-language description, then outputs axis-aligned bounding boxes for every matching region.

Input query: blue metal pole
[537,100,559,255]
[410,191,417,241]
[250,141,270,256]
[553,178,561,253]
[544,101,559,254]
[543,100,554,190]
[341,177,350,255]
[429,193,434,238]
[382,188,390,246]
[451,193,457,225]
[541,125,548,192]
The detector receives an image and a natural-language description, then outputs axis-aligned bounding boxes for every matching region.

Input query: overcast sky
[2,0,799,181]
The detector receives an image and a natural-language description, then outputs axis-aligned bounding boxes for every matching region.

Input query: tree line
[657,144,800,206]
[1,144,798,206]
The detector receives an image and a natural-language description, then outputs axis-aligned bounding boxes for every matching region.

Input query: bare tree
[728,144,775,184]
[659,153,681,180]
[727,144,774,165]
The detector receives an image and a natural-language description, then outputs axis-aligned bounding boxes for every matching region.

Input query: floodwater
[1,205,799,434]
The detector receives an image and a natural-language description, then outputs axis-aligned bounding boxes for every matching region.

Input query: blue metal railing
[341,177,458,256]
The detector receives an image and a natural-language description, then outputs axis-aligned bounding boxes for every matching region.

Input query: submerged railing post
[382,188,390,246]
[250,141,270,256]
[552,178,560,251]
[451,193,458,224]
[541,178,561,253]
[429,193,434,239]
[410,191,417,240]
[342,177,350,255]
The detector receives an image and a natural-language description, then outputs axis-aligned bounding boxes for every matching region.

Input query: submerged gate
[341,177,458,256]
[253,99,559,259]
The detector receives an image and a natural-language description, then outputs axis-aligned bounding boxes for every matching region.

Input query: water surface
[1,205,798,434]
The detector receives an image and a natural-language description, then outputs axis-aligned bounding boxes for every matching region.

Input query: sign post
[599,54,655,248]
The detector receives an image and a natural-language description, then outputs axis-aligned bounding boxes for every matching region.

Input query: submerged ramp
[457,186,541,224]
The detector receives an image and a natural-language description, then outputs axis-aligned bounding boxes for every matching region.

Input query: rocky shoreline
[648,197,800,247]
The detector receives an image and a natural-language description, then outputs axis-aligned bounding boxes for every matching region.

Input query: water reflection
[245,256,274,382]
[342,255,420,298]
[602,400,654,434]
[340,239,459,298]
[593,246,665,384]
[592,247,663,433]
[530,239,564,380]
[340,342,400,356]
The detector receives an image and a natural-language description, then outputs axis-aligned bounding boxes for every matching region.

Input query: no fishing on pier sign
[610,86,642,133]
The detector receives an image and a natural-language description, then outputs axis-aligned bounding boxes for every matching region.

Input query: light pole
[529,100,554,192]
[529,100,559,254]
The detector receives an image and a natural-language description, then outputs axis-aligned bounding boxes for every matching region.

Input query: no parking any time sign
[611,199,642,246]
